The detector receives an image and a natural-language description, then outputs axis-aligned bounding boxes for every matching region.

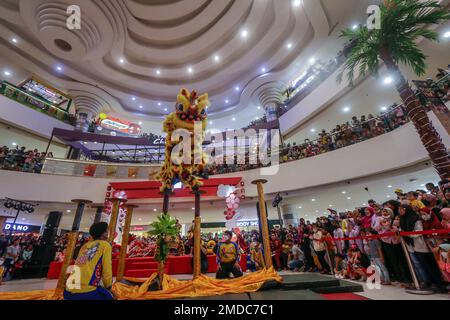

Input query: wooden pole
[108,199,122,243]
[116,204,138,282]
[54,199,92,297]
[191,188,206,279]
[90,204,104,224]
[251,179,272,268]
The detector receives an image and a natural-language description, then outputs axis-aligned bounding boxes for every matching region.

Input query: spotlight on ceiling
[164,108,168,112]
[232,117,236,121]
[56,66,63,71]
[286,42,293,49]
[383,76,393,85]
[187,67,193,74]
[352,24,358,30]
[4,70,11,76]
[343,106,350,113]
[11,37,18,43]
[225,99,229,104]
[443,31,450,38]
[235,86,240,91]
[261,67,266,73]
[380,106,388,111]
[132,97,136,101]
[240,29,248,38]
[119,58,124,64]
[214,55,220,62]
[309,57,316,65]
[156,69,161,75]
[292,0,302,7]
[310,128,316,133]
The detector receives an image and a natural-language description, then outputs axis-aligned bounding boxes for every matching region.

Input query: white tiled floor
[1,272,449,300]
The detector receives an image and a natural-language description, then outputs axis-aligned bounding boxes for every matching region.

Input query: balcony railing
[0,81,76,125]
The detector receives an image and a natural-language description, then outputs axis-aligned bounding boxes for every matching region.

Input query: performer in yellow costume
[64,222,114,300]
[216,231,243,279]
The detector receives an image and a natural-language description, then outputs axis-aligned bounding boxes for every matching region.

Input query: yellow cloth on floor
[0,268,281,300]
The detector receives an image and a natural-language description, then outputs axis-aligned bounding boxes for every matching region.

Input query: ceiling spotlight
[310,128,316,133]
[209,121,213,125]
[232,117,236,121]
[11,142,17,146]
[383,76,393,85]
[256,116,259,120]
[286,42,293,49]
[132,97,136,101]
[341,191,347,194]
[139,105,143,109]
[4,70,11,76]
[156,69,161,75]
[214,55,220,62]
[66,210,71,213]
[298,206,302,209]
[119,58,125,64]
[309,57,316,65]
[164,108,168,112]
[388,185,393,188]
[311,198,316,202]
[386,195,391,198]
[380,106,388,111]
[138,121,142,125]
[261,67,266,73]
[225,99,229,104]
[347,196,352,200]
[443,31,450,38]
[240,29,248,38]
[187,67,193,74]
[11,37,18,43]
[235,86,240,91]
[153,208,157,212]
[56,66,63,71]
[343,106,350,112]
[292,0,302,7]
[352,24,358,30]
[157,102,161,106]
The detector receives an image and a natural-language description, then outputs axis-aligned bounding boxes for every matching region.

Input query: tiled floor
[1,272,449,300]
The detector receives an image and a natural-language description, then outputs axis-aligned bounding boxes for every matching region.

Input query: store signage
[131,225,146,231]
[3,223,40,233]
[236,220,259,227]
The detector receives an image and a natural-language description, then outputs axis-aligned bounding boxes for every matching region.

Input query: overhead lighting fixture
[232,117,236,121]
[380,106,388,111]
[352,24,358,30]
[347,196,352,200]
[309,57,316,65]
[4,70,11,76]
[225,99,229,104]
[156,69,161,75]
[164,108,168,112]
[386,195,391,198]
[214,55,220,62]
[383,76,393,85]
[11,37,18,43]
[187,67,193,74]
[209,121,213,125]
[119,58,125,64]
[443,31,450,38]
[311,198,316,202]
[343,106,350,112]
[286,42,293,49]
[388,185,393,188]
[138,121,142,125]
[261,67,266,73]
[139,105,143,109]
[298,206,302,209]
[66,210,71,213]
[56,66,63,71]
[235,86,240,91]
[255,116,259,120]
[292,0,302,7]
[341,191,347,194]
[240,29,248,38]
[11,142,17,146]
[310,128,316,133]
[153,208,157,212]
[257,106,261,110]
[132,97,136,101]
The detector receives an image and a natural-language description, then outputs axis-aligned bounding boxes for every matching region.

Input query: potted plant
[148,213,179,289]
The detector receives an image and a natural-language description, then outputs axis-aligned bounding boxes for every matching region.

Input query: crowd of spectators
[0,145,51,173]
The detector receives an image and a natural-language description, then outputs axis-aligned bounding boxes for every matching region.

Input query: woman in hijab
[419,208,442,231]
[399,204,448,293]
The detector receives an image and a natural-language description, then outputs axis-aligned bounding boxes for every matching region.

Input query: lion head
[172,88,209,131]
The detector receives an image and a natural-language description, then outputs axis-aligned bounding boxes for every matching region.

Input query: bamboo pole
[54,199,92,298]
[116,204,138,282]
[251,179,273,268]
[192,187,206,279]
[108,199,122,243]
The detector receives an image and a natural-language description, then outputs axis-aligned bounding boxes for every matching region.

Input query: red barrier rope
[330,228,450,242]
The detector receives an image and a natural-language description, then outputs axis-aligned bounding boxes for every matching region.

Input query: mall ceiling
[0,0,377,128]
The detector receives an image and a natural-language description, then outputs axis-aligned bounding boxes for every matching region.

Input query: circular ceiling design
[0,0,345,122]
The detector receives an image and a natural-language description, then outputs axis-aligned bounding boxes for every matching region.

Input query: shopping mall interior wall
[0,120,67,157]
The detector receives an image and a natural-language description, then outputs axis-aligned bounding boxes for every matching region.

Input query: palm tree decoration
[148,213,179,288]
[338,0,450,179]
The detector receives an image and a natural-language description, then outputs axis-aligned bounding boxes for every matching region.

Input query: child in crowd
[334,253,347,279]
[366,230,391,285]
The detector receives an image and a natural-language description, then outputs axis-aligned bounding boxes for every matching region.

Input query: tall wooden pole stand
[116,204,138,282]
[54,199,92,298]
[191,187,206,279]
[108,199,122,243]
[90,204,104,224]
[251,179,273,269]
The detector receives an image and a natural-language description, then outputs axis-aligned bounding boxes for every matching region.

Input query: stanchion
[108,199,123,243]
[325,247,334,276]
[191,187,206,279]
[116,204,138,282]
[399,235,434,295]
[251,179,273,268]
[90,204,104,224]
[53,199,92,298]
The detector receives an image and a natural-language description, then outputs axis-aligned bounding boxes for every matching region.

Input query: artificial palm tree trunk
[380,50,450,179]
[157,260,164,290]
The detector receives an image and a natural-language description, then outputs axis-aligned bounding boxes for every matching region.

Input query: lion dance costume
[155,88,209,191]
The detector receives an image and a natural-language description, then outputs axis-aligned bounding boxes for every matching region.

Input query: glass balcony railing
[0,81,76,125]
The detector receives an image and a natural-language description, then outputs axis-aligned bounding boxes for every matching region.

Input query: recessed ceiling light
[343,106,350,112]
[240,29,248,38]
[341,191,347,194]
[56,66,62,71]
[138,218,142,221]
[352,24,358,30]
[347,196,352,200]
[139,105,143,109]
[187,67,193,73]
[153,208,157,212]
[11,142,17,146]
[156,69,161,75]
[209,121,213,125]
[138,121,142,125]
[4,70,11,76]
[286,42,293,49]
[329,204,333,207]
[315,210,319,213]
[66,210,71,213]
[11,37,18,43]
[388,185,393,188]
[22,218,26,221]
[255,116,259,120]
[235,86,240,91]
[292,0,302,7]
[380,106,388,111]
[119,58,125,64]
[164,108,168,112]
[261,67,266,73]
[362,203,367,206]
[232,117,236,121]
[309,57,316,64]
[443,31,450,38]
[132,97,136,101]
[311,198,316,202]
[383,76,393,85]
[225,99,229,104]
[157,102,161,106]
[298,206,302,209]
[214,55,220,62]
[310,128,316,132]
[192,207,195,210]
[257,106,261,110]
[386,195,391,198]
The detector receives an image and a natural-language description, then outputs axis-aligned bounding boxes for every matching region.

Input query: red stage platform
[47,254,248,279]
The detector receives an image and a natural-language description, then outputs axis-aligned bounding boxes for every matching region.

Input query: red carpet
[320,293,369,300]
